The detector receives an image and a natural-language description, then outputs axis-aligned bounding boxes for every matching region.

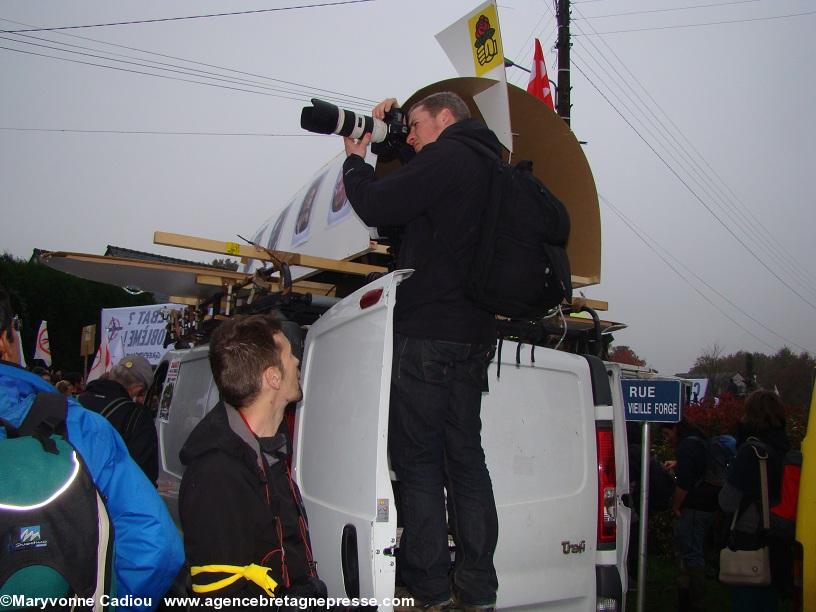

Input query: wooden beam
[155,231,387,277]
[567,296,608,311]
[168,296,200,306]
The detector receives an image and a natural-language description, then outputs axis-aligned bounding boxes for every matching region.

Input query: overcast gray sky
[1,0,814,375]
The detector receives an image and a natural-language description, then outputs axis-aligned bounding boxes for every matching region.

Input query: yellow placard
[469,6,504,77]
[225,241,240,255]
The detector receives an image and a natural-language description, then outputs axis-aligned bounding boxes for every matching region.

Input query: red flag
[527,38,555,110]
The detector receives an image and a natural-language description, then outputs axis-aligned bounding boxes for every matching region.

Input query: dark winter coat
[675,425,719,511]
[343,118,500,345]
[78,378,158,485]
[179,402,316,601]
[719,425,790,540]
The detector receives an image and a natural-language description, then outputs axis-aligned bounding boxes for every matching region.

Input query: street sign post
[621,379,683,612]
[622,379,682,423]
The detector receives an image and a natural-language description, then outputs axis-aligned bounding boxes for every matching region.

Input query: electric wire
[570,5,816,294]
[0,15,378,108]
[602,195,810,353]
[0,32,372,110]
[567,47,816,299]
[0,42,373,111]
[577,0,764,19]
[572,55,816,313]
[507,2,558,89]
[0,44,324,103]
[0,127,321,137]
[0,1,374,34]
[573,10,816,36]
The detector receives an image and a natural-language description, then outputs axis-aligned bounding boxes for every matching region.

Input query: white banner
[100,304,184,366]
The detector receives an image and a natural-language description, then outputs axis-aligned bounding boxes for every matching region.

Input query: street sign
[621,379,682,423]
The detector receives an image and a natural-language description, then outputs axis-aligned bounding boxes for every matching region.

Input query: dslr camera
[300,98,409,152]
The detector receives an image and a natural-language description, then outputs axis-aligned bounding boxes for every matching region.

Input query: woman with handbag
[718,390,790,611]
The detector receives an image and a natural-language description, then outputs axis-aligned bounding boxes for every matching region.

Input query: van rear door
[293,271,409,605]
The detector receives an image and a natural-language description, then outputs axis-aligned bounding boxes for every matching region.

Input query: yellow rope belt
[190,563,278,597]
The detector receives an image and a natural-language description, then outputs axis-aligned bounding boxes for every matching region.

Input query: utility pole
[556,0,571,126]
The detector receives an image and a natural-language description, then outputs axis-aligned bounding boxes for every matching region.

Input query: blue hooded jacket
[0,362,184,610]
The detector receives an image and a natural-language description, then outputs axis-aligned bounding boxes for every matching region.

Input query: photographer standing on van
[178,314,327,607]
[343,92,499,611]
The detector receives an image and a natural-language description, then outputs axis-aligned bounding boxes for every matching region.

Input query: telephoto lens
[301,98,394,143]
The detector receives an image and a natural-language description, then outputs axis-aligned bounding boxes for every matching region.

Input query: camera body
[300,98,409,150]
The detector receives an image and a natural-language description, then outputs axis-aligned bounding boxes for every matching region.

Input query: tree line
[0,254,154,373]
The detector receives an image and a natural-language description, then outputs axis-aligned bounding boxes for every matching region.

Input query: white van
[152,271,631,611]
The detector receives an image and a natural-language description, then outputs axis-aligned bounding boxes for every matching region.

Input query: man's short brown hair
[410,91,471,122]
[209,314,284,409]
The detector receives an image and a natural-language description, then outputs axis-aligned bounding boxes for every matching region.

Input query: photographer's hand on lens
[343,132,371,158]
[372,97,399,120]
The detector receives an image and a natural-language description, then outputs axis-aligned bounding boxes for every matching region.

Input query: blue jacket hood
[0,361,63,435]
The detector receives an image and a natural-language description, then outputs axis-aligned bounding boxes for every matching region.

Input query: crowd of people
[646,391,799,612]
[1,89,807,612]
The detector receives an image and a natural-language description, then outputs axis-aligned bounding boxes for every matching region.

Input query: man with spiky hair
[179,313,327,607]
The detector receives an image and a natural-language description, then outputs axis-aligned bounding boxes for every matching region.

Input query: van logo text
[561,540,586,554]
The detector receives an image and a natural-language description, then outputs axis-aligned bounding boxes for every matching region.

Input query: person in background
[30,364,52,383]
[0,284,183,609]
[719,390,790,612]
[661,419,719,612]
[55,379,75,396]
[78,354,159,485]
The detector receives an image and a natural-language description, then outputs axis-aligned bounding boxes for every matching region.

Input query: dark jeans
[390,334,498,606]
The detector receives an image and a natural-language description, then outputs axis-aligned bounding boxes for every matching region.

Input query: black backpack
[691,434,737,488]
[0,393,114,610]
[449,137,572,319]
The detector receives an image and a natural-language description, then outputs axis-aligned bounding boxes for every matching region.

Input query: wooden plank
[568,296,608,311]
[168,296,200,306]
[154,231,387,277]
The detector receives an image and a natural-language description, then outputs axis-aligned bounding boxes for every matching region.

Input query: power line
[602,195,810,353]
[0,127,323,137]
[574,10,816,35]
[577,0,763,19]
[0,15,378,108]
[571,5,816,294]
[0,44,319,103]
[0,32,372,110]
[571,56,816,312]
[0,1,374,34]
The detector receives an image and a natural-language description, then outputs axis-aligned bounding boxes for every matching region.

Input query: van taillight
[596,426,616,548]
[359,288,383,309]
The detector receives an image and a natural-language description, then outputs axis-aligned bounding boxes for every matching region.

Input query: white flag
[435,1,513,152]
[87,332,113,383]
[33,320,51,367]
[14,327,27,368]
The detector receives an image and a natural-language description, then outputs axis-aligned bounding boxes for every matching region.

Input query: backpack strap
[6,392,69,454]
[99,396,131,421]
[122,405,145,440]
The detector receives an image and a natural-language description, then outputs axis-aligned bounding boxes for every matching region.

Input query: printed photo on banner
[267,204,291,251]
[291,172,326,247]
[327,167,351,226]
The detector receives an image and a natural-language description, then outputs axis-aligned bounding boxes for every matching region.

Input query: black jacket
[343,119,500,344]
[77,378,158,485]
[674,426,719,511]
[179,402,315,600]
